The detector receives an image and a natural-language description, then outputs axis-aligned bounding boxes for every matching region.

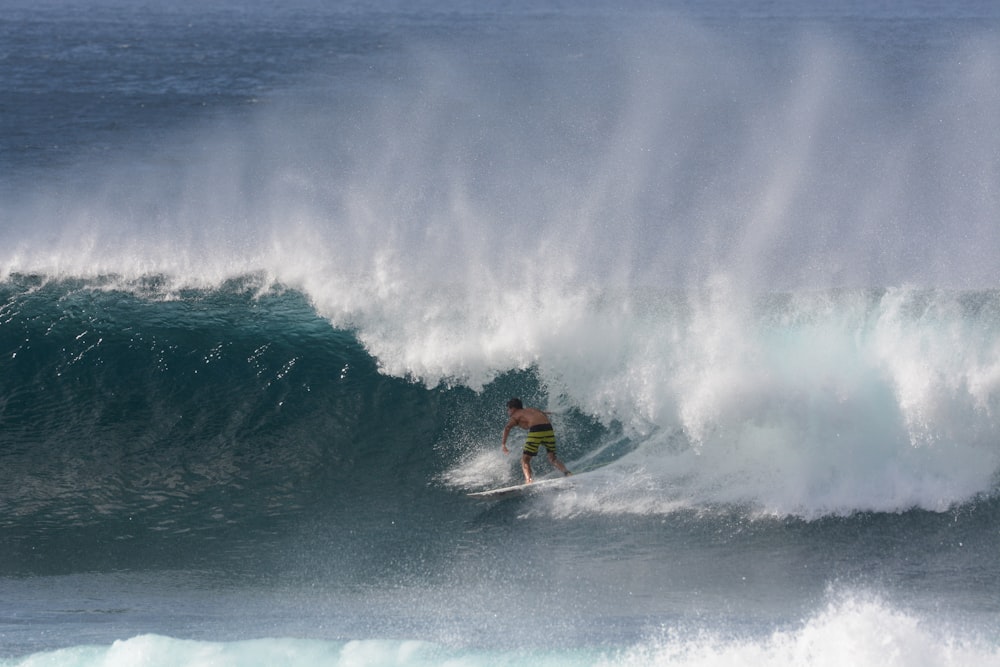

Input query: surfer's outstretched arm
[501,418,516,455]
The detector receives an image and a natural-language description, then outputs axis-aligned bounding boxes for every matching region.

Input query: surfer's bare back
[501,398,571,484]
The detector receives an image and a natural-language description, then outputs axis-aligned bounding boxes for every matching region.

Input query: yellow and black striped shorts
[523,424,556,456]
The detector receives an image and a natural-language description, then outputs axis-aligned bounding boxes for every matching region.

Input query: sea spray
[4,14,999,291]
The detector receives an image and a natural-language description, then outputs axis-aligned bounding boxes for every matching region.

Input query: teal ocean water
[2,1,1000,665]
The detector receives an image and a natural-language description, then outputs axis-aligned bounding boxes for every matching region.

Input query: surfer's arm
[501,419,515,454]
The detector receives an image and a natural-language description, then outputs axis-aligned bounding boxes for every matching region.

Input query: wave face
[0,278,443,571]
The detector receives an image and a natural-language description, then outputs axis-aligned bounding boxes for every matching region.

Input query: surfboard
[466,475,573,500]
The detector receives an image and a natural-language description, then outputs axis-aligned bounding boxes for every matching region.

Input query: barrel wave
[3,277,999,544]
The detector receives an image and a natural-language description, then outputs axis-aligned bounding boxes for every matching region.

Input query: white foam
[534,285,1000,519]
[603,593,1000,667]
[6,594,997,667]
[437,446,515,491]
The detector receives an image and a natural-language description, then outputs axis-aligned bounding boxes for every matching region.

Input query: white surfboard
[466,475,573,500]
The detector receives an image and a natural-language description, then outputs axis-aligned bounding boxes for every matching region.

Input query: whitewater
[2,0,1000,665]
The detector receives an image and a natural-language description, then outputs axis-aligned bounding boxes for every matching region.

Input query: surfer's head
[507,398,523,411]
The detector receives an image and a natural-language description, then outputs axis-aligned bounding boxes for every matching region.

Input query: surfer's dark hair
[507,398,523,410]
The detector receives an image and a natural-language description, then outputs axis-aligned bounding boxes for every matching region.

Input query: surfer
[501,398,572,484]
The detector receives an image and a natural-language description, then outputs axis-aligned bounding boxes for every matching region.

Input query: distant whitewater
[4,592,999,667]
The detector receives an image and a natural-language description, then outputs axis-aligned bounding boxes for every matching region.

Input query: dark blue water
[2,1,1000,664]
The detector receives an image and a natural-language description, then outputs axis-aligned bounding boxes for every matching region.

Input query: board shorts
[523,424,556,457]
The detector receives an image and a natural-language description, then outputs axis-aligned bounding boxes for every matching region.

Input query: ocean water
[2,0,1000,665]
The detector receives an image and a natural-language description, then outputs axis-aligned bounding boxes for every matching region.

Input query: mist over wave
[3,10,999,289]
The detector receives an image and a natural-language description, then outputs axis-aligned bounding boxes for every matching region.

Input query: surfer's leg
[547,450,572,476]
[520,453,534,484]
